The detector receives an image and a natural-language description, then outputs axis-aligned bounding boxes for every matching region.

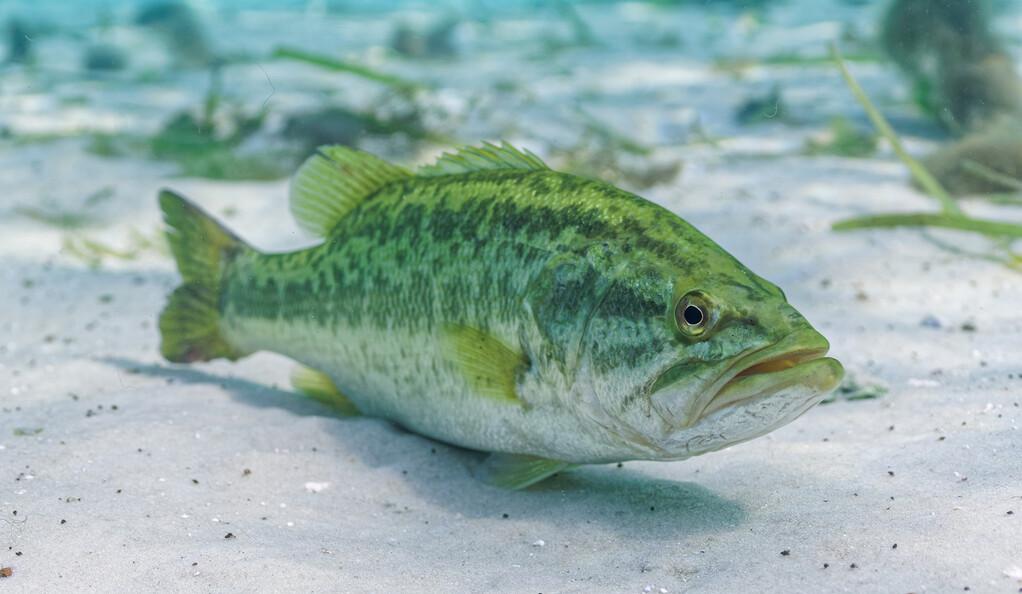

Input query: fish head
[577,250,843,460]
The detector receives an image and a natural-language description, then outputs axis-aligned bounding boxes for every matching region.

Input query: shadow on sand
[104,356,747,538]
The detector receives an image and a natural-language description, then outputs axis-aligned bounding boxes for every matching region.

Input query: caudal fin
[158,189,250,363]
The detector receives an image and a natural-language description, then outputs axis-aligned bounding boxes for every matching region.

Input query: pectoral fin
[441,324,529,405]
[290,365,360,417]
[477,453,575,490]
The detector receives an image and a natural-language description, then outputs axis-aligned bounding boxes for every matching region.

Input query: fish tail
[158,189,250,363]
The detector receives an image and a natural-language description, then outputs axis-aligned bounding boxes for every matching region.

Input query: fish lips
[651,330,842,430]
[699,356,843,420]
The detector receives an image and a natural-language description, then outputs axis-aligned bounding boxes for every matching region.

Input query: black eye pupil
[683,304,704,326]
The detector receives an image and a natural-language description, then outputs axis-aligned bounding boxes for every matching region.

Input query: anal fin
[290,365,360,417]
[476,453,574,490]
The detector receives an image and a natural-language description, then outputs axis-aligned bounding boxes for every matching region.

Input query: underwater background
[1,1,1021,592]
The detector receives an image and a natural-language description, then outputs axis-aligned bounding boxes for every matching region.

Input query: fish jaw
[647,321,839,439]
[648,325,843,460]
[699,356,843,420]
[655,355,843,460]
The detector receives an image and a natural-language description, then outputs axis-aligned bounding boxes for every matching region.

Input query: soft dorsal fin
[289,145,411,237]
[418,141,548,177]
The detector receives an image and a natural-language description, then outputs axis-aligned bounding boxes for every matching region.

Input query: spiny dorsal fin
[289,145,411,237]
[290,365,360,417]
[418,141,548,177]
[440,324,529,405]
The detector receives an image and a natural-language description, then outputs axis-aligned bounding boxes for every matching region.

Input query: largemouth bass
[158,142,843,489]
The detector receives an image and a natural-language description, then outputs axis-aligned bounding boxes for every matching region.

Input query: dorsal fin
[418,141,549,177]
[289,145,411,237]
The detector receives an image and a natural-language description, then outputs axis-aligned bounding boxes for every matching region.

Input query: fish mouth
[653,329,842,429]
[697,346,841,420]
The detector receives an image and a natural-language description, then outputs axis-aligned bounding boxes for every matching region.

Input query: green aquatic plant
[147,107,286,180]
[552,108,679,190]
[88,67,292,181]
[85,133,144,158]
[62,228,168,269]
[804,117,877,158]
[84,60,434,179]
[880,0,1022,132]
[136,1,214,67]
[575,107,651,157]
[281,105,437,157]
[829,44,1022,268]
[554,142,682,190]
[960,160,1022,193]
[271,47,451,156]
[714,50,882,77]
[14,187,115,229]
[272,47,422,94]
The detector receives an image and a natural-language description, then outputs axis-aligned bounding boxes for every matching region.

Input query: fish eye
[674,291,715,337]
[683,304,704,326]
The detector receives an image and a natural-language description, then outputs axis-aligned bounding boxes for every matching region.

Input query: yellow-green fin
[476,453,574,490]
[289,145,411,237]
[290,365,360,417]
[441,324,529,404]
[158,190,250,363]
[418,141,548,177]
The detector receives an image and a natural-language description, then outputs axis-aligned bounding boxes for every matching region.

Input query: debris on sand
[735,86,786,125]
[821,373,887,404]
[83,44,129,72]
[304,481,330,493]
[390,18,460,59]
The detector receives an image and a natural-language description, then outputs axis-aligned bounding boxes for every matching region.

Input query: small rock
[304,481,329,493]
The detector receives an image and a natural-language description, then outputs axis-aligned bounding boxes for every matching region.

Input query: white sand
[1,2,1020,592]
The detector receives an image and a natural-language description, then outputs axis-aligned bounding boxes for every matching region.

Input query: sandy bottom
[1,2,1021,592]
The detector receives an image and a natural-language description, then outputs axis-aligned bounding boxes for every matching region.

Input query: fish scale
[157,142,842,489]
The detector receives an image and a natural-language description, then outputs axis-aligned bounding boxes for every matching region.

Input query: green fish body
[159,143,843,488]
